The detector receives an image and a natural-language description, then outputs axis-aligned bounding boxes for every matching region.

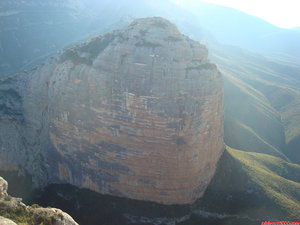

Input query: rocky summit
[0,17,224,204]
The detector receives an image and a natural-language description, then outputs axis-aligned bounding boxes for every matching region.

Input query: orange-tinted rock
[42,17,224,204]
[0,17,224,205]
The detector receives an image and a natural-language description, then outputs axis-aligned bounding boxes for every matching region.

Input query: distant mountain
[0,0,137,77]
[1,0,299,77]
[206,40,300,164]
[171,0,300,57]
[0,0,90,77]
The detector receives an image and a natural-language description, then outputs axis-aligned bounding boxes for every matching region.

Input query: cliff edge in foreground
[0,177,78,225]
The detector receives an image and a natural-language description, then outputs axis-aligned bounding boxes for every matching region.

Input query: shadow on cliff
[1,146,299,224]
[0,149,253,225]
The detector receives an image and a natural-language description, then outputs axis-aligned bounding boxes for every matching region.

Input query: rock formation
[0,177,78,225]
[0,216,17,225]
[0,17,224,204]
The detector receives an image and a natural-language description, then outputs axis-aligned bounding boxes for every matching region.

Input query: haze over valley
[0,1,299,224]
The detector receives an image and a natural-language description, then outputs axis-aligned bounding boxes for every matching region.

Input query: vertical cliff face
[0,17,224,204]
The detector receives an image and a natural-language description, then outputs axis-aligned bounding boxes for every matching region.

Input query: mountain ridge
[1,0,299,77]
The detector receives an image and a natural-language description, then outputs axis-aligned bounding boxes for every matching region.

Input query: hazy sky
[170,0,300,28]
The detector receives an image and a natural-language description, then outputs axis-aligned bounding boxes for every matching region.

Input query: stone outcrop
[0,17,224,204]
[30,208,79,225]
[0,216,17,225]
[0,177,8,197]
[0,177,78,225]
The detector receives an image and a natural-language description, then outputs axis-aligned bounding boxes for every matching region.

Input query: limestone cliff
[0,17,224,204]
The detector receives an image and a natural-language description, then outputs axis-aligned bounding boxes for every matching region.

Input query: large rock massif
[0,17,224,204]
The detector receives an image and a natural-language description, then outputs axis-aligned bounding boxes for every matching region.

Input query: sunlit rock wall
[0,17,224,204]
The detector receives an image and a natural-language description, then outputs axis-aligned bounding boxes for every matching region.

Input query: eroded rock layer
[0,17,224,204]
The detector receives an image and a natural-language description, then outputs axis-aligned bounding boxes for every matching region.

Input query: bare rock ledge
[0,177,78,225]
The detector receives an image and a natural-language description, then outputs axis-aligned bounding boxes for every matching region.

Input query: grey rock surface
[0,216,17,225]
[0,176,8,197]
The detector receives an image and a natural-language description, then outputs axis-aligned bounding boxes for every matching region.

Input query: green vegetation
[35,214,57,225]
[223,73,286,158]
[228,147,300,218]
[0,206,34,224]
[4,195,12,201]
[0,204,56,225]
[31,204,41,208]
[60,33,116,65]
[0,172,57,225]
[197,147,300,220]
[135,39,162,48]
[210,43,300,217]
[210,43,300,163]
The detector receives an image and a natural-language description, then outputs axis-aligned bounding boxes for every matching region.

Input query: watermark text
[262,222,300,225]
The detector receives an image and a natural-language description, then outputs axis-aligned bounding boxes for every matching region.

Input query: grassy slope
[209,43,300,164]
[202,42,300,220]
[228,147,300,219]
[223,73,287,159]
[197,147,300,221]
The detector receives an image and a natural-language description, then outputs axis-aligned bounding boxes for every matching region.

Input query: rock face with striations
[0,17,224,204]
